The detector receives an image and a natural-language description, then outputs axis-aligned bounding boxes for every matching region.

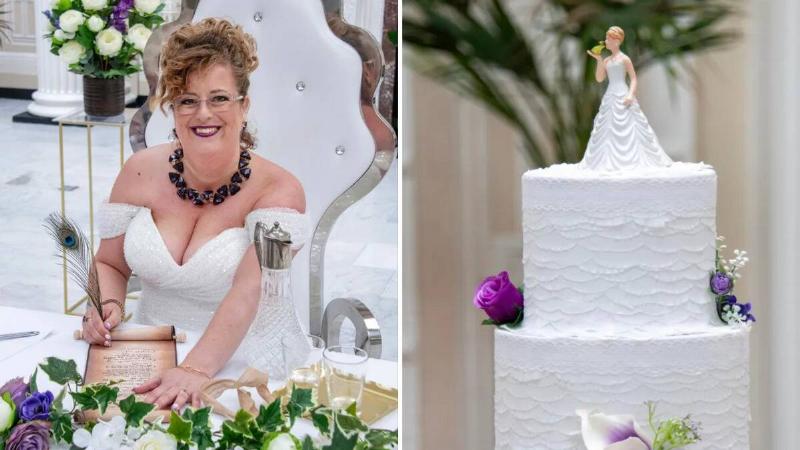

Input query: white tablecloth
[0,306,397,433]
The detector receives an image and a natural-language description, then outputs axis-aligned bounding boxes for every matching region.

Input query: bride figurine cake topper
[580,26,673,172]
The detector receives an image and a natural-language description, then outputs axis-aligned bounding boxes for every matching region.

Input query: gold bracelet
[178,364,212,379]
[101,299,125,317]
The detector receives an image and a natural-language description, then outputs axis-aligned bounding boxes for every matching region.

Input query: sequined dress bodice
[97,202,309,332]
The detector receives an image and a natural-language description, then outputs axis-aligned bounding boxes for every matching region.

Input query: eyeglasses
[172,94,244,115]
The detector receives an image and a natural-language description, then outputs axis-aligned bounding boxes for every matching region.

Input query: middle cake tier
[522,162,718,335]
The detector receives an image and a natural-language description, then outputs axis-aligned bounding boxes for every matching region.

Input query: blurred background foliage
[404,0,738,167]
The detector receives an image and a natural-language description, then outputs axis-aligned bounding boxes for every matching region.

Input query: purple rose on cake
[709,272,734,295]
[473,271,524,324]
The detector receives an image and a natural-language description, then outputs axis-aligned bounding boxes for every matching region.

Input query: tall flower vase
[83,76,125,118]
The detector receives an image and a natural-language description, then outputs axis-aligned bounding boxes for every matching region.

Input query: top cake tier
[521,162,718,335]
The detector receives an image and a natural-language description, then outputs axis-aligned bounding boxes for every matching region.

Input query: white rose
[126,24,152,51]
[58,40,85,65]
[266,434,297,450]
[53,29,75,41]
[134,0,162,14]
[81,0,107,11]
[133,430,177,450]
[0,397,13,433]
[87,15,105,33]
[95,27,123,57]
[58,9,85,33]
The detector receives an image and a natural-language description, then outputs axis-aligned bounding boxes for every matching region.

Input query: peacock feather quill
[44,212,103,317]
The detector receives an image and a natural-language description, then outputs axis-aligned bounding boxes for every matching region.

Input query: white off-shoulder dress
[97,202,310,332]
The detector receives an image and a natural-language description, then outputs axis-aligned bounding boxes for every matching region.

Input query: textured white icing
[521,163,717,335]
[579,56,673,172]
[494,327,750,450]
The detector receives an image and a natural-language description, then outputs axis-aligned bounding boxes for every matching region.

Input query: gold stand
[55,109,136,318]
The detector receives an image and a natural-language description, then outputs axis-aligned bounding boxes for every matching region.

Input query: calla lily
[577,409,653,450]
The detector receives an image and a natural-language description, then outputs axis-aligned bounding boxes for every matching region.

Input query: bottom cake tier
[494,327,750,449]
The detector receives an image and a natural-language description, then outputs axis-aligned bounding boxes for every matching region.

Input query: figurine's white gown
[96,203,309,333]
[579,53,673,171]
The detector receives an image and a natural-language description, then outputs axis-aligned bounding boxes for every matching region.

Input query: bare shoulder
[250,155,306,213]
[109,143,173,205]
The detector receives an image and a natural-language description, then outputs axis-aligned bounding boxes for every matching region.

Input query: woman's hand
[623,95,635,107]
[133,367,208,410]
[586,50,603,61]
[82,302,123,346]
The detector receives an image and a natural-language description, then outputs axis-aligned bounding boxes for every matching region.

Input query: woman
[81,18,308,411]
[582,26,673,171]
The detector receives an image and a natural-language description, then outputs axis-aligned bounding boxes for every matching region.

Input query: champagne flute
[323,346,368,413]
[283,334,325,403]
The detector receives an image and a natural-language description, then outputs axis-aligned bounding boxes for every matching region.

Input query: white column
[27,0,83,118]
[754,0,800,447]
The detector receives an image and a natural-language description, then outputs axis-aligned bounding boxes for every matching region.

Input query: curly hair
[155,18,259,149]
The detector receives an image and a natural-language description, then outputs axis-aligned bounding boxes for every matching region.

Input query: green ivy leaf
[29,367,38,394]
[364,429,398,448]
[49,407,74,444]
[287,388,314,426]
[51,387,66,411]
[336,411,368,434]
[255,399,284,432]
[311,407,332,436]
[118,394,155,428]
[219,421,247,449]
[39,357,82,385]
[481,318,499,326]
[167,410,193,443]
[70,390,97,411]
[183,407,214,450]
[302,435,317,450]
[322,422,358,450]
[91,385,119,415]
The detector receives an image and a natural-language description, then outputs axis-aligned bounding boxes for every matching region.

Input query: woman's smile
[190,125,222,138]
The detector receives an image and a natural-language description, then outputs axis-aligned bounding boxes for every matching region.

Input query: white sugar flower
[126,23,152,51]
[73,416,126,450]
[577,410,653,450]
[87,15,105,33]
[58,9,85,33]
[82,0,107,11]
[58,40,85,65]
[134,0,162,14]
[95,27,123,57]
[133,429,177,450]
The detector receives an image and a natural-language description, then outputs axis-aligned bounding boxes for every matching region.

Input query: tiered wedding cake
[493,47,750,450]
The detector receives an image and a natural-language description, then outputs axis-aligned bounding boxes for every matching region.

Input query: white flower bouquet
[43,0,165,78]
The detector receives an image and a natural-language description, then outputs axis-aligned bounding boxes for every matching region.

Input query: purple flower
[19,391,53,421]
[578,409,653,450]
[0,377,28,411]
[710,272,734,295]
[110,0,134,32]
[5,420,50,450]
[473,271,524,323]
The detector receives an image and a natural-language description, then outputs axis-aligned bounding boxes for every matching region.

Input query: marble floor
[0,98,398,361]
